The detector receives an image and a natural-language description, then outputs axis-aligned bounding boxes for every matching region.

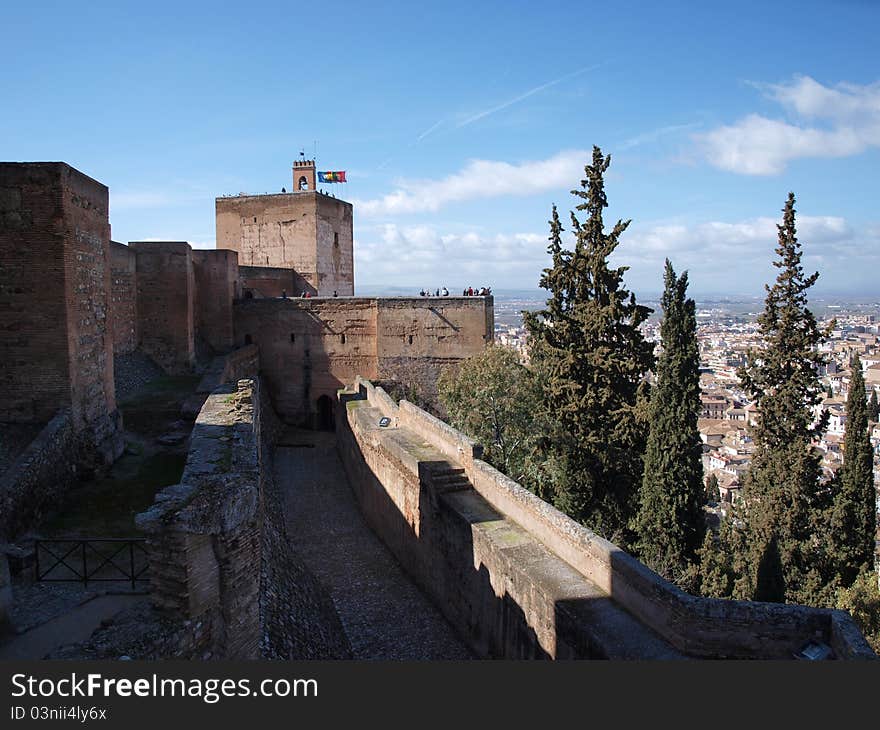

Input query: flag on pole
[317,171,346,183]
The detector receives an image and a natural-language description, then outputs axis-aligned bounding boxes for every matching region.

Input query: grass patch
[119,375,200,437]
[40,451,188,537]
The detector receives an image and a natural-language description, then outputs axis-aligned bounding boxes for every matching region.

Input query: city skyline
[3,0,879,295]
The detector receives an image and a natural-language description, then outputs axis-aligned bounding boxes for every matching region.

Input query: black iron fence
[34,539,149,589]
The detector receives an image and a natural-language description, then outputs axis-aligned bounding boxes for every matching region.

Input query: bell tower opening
[292,157,316,193]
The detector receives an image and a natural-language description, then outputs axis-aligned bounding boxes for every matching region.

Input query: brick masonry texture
[0,410,78,541]
[0,162,122,470]
[216,191,353,296]
[233,296,493,426]
[109,241,138,356]
[130,242,196,374]
[192,249,239,353]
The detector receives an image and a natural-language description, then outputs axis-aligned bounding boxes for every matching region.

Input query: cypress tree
[868,390,879,422]
[706,473,721,504]
[831,353,877,585]
[737,192,830,604]
[634,260,704,580]
[524,146,654,544]
[754,535,786,603]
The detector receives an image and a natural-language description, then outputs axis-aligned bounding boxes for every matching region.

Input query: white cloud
[698,76,880,175]
[355,214,880,293]
[356,224,547,284]
[352,149,589,217]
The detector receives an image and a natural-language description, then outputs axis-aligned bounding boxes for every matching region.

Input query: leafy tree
[633,260,704,580]
[736,192,831,604]
[694,529,732,598]
[831,353,877,585]
[868,389,879,422]
[523,147,654,544]
[437,345,551,498]
[836,569,880,654]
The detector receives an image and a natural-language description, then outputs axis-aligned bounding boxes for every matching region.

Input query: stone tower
[215,161,354,296]
[292,158,316,192]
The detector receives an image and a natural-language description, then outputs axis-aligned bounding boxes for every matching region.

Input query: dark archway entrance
[316,395,334,431]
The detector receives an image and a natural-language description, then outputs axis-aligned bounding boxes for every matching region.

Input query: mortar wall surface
[109,241,138,355]
[192,249,238,352]
[233,296,491,425]
[131,241,195,374]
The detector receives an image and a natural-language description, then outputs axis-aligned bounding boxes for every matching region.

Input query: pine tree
[831,353,877,585]
[737,192,831,604]
[634,260,704,580]
[524,146,654,544]
[868,390,879,422]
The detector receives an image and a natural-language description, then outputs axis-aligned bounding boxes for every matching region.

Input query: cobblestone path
[275,430,474,660]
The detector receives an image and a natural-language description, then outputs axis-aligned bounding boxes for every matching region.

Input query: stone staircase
[427,464,472,495]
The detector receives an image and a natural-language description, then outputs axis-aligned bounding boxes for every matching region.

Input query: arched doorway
[316,395,334,431]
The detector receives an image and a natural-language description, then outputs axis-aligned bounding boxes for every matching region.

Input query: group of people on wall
[418,286,491,297]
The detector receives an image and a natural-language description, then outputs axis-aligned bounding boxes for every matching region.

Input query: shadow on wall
[335,390,628,660]
[335,380,876,660]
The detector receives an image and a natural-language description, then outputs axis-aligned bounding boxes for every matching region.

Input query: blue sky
[4,0,879,296]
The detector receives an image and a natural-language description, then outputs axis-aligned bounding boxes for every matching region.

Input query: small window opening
[408,335,413,345]
[254,217,257,222]
[334,232,339,247]
[341,333,346,344]
[244,334,252,345]
[290,333,296,343]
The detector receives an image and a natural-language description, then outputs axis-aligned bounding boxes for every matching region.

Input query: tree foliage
[523,146,654,544]
[831,353,877,585]
[633,260,704,580]
[437,345,551,497]
[735,192,831,604]
[868,389,879,423]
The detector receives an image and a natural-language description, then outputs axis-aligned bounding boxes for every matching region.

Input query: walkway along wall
[135,354,350,659]
[336,378,876,660]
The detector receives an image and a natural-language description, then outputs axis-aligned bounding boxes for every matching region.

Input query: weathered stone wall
[233,296,492,426]
[0,162,122,466]
[376,296,494,413]
[315,194,354,296]
[337,379,876,660]
[109,241,138,356]
[216,191,353,296]
[0,410,77,541]
[192,249,239,353]
[130,241,195,374]
[0,164,72,424]
[239,265,312,298]
[136,377,349,659]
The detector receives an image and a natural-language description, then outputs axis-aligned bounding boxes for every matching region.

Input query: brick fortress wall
[192,249,239,353]
[130,241,196,374]
[216,191,353,296]
[233,296,493,427]
[0,162,122,466]
[109,241,138,355]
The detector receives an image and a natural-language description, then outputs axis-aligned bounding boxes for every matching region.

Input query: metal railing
[34,539,148,589]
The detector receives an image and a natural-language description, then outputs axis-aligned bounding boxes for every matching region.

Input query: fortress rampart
[233,295,493,427]
[336,378,876,659]
[216,191,353,296]
[135,365,350,659]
